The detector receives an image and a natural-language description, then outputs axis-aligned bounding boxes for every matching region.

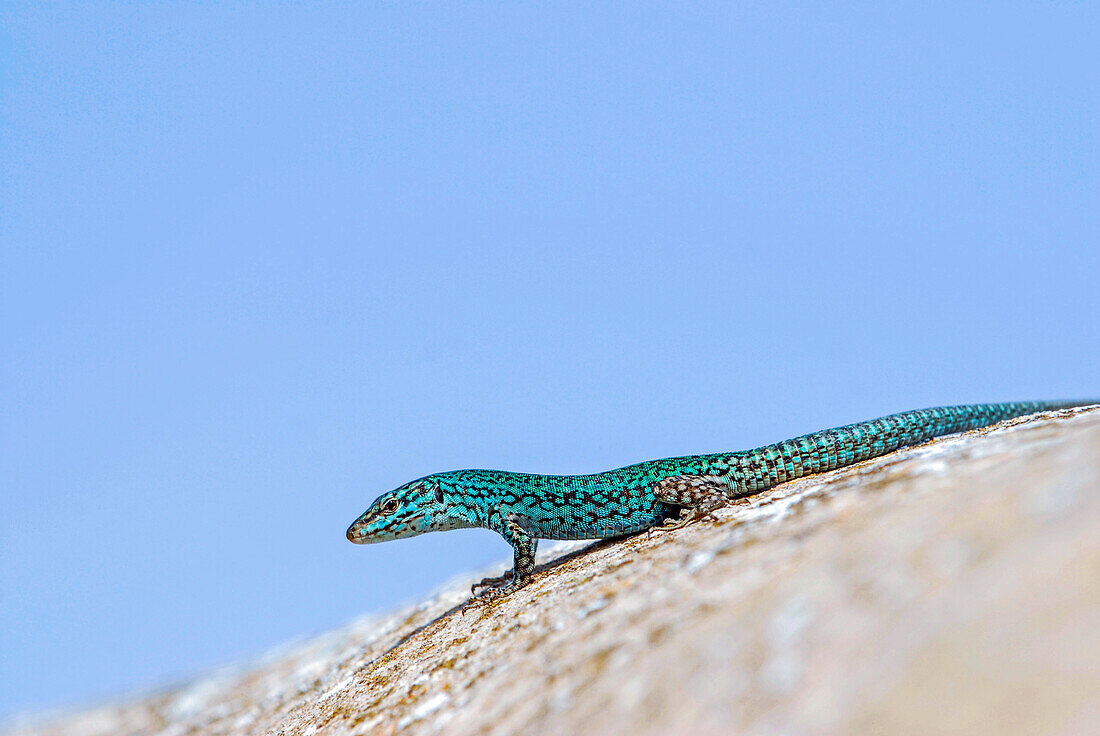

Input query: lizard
[346,401,1094,600]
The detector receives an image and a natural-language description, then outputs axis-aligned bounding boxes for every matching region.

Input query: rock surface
[8,406,1100,736]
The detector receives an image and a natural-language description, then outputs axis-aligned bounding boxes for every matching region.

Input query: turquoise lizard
[347,401,1093,599]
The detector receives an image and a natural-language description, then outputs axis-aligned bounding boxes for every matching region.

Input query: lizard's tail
[735,400,1097,495]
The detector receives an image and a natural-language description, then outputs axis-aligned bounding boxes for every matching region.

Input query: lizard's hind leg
[652,475,731,530]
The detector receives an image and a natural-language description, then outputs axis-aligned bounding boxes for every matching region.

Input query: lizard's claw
[470,572,512,595]
[655,504,725,532]
[464,573,531,612]
[461,582,506,614]
[654,508,694,532]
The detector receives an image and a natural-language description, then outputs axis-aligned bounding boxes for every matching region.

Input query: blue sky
[2,1,1097,720]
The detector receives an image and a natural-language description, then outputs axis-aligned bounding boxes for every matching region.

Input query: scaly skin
[347,401,1093,599]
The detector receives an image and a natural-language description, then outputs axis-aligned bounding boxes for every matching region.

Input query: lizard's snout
[346,522,363,543]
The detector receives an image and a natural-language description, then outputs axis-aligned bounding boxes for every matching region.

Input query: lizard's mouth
[347,511,425,543]
[346,521,370,543]
[346,516,399,543]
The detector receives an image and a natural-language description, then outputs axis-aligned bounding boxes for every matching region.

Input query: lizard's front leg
[652,475,731,530]
[470,510,538,600]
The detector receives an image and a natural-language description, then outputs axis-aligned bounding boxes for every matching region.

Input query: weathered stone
[9,407,1099,736]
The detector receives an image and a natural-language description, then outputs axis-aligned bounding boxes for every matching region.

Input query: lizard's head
[346,473,460,544]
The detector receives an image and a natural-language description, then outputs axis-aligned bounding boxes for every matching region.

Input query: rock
[9,406,1100,736]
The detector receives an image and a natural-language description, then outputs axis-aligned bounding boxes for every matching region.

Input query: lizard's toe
[470,571,513,595]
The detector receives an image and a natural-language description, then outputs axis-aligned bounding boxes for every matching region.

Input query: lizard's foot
[653,506,722,532]
[653,508,691,532]
[463,574,530,611]
[470,572,512,596]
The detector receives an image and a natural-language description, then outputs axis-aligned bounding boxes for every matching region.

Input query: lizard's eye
[381,498,400,514]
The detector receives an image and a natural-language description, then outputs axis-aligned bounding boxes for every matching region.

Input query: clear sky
[2,1,1097,720]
